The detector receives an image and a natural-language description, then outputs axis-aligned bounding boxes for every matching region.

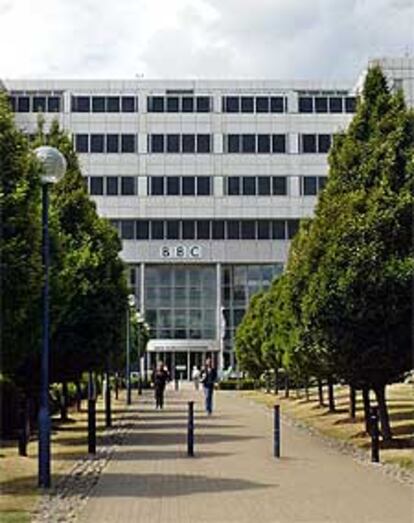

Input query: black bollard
[138,377,143,396]
[187,401,194,457]
[175,377,179,391]
[274,405,281,458]
[370,406,380,463]
[88,372,96,454]
[105,372,111,428]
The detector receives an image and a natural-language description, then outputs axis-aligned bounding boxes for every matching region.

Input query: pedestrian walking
[152,362,169,409]
[192,365,201,390]
[200,358,217,415]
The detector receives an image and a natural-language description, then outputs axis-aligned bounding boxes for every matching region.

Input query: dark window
[228,176,240,195]
[151,176,164,195]
[121,177,135,195]
[298,97,313,113]
[90,134,104,153]
[272,134,286,153]
[148,96,164,112]
[242,134,255,153]
[90,176,103,195]
[197,176,210,196]
[258,177,271,195]
[182,220,195,239]
[47,96,61,112]
[272,176,287,195]
[315,97,328,113]
[8,96,16,111]
[345,96,356,113]
[319,176,327,191]
[121,96,136,112]
[92,96,105,112]
[224,96,239,113]
[182,97,194,112]
[318,134,331,153]
[167,176,179,195]
[151,220,164,239]
[241,221,256,239]
[167,97,179,112]
[258,134,271,153]
[121,134,136,153]
[287,219,300,239]
[227,220,240,239]
[17,96,30,112]
[182,134,195,153]
[106,176,118,195]
[167,220,180,239]
[272,220,285,239]
[212,220,225,239]
[75,134,89,153]
[167,134,180,153]
[72,96,90,112]
[182,177,195,195]
[303,176,317,195]
[196,96,210,112]
[258,220,271,239]
[197,134,210,153]
[33,96,46,112]
[329,97,342,113]
[151,134,164,153]
[256,96,269,113]
[121,220,134,239]
[136,220,149,240]
[270,96,284,113]
[302,134,317,153]
[242,176,256,195]
[106,134,119,153]
[107,96,120,112]
[197,220,210,239]
[227,134,240,153]
[241,97,254,113]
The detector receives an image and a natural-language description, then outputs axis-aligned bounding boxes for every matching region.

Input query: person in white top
[191,366,201,390]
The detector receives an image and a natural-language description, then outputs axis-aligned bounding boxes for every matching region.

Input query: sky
[0,0,412,81]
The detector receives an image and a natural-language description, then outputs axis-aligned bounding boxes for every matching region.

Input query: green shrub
[218,378,258,390]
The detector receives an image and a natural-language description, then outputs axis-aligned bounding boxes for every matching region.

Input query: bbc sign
[160,245,202,259]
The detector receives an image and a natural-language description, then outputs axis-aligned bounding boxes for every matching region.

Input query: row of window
[74,134,137,153]
[89,176,136,195]
[147,96,211,113]
[148,134,211,153]
[223,134,286,154]
[298,96,356,114]
[110,219,300,241]
[222,96,286,113]
[9,94,62,113]
[300,134,333,153]
[226,176,286,195]
[71,96,137,113]
[149,176,211,196]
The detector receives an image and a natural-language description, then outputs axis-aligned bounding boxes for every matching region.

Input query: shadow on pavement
[52,448,234,461]
[124,431,261,446]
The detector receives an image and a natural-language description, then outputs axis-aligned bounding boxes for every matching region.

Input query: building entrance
[148,350,217,381]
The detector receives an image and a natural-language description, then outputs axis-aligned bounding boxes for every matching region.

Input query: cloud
[0,0,412,80]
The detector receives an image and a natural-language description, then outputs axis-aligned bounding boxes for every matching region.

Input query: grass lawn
[244,382,414,470]
[0,392,126,523]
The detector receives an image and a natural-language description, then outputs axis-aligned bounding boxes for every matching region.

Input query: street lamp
[35,146,67,488]
[126,293,136,405]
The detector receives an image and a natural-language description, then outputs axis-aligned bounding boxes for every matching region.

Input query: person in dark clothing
[200,358,217,415]
[152,362,168,409]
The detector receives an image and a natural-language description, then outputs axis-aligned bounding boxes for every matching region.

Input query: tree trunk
[362,386,371,433]
[18,396,30,456]
[60,381,68,421]
[374,384,392,441]
[284,374,290,398]
[75,380,82,412]
[349,385,356,420]
[115,372,119,400]
[273,368,279,395]
[317,379,324,407]
[327,376,335,412]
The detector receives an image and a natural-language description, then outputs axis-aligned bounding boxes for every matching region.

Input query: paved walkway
[78,386,413,523]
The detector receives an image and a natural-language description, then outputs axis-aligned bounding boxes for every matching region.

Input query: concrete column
[187,351,191,381]
[216,263,223,374]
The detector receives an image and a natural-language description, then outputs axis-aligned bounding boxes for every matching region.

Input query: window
[167,176,180,195]
[318,134,331,153]
[228,176,240,195]
[182,220,195,239]
[106,96,120,112]
[121,96,136,112]
[197,134,210,153]
[90,134,104,153]
[227,134,240,153]
[242,176,256,195]
[302,134,316,153]
[197,176,210,196]
[272,176,287,195]
[106,134,119,153]
[121,177,135,195]
[47,96,61,112]
[182,97,194,112]
[151,220,164,239]
[75,134,89,153]
[258,177,271,195]
[258,220,271,239]
[227,220,240,239]
[121,134,136,153]
[298,97,313,113]
[72,96,90,112]
[167,220,180,239]
[150,134,164,153]
[241,221,255,239]
[272,220,285,239]
[106,177,118,195]
[272,134,286,153]
[287,219,300,239]
[212,220,225,239]
[151,176,164,196]
[136,220,149,240]
[90,176,103,195]
[345,96,356,113]
[256,96,269,113]
[242,134,255,153]
[197,220,210,239]
[270,96,284,113]
[329,97,342,113]
[33,96,46,112]
[315,97,328,113]
[182,177,195,195]
[167,97,179,112]
[196,96,210,112]
[256,135,271,155]
[241,96,254,113]
[148,96,164,112]
[182,134,195,153]
[303,176,317,195]
[121,220,134,239]
[167,134,180,153]
[225,96,239,113]
[92,96,105,112]
[17,96,30,112]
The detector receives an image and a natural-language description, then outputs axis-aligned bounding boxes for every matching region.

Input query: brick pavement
[77,385,413,523]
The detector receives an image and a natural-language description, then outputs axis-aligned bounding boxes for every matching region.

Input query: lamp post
[35,146,67,488]
[126,294,136,405]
